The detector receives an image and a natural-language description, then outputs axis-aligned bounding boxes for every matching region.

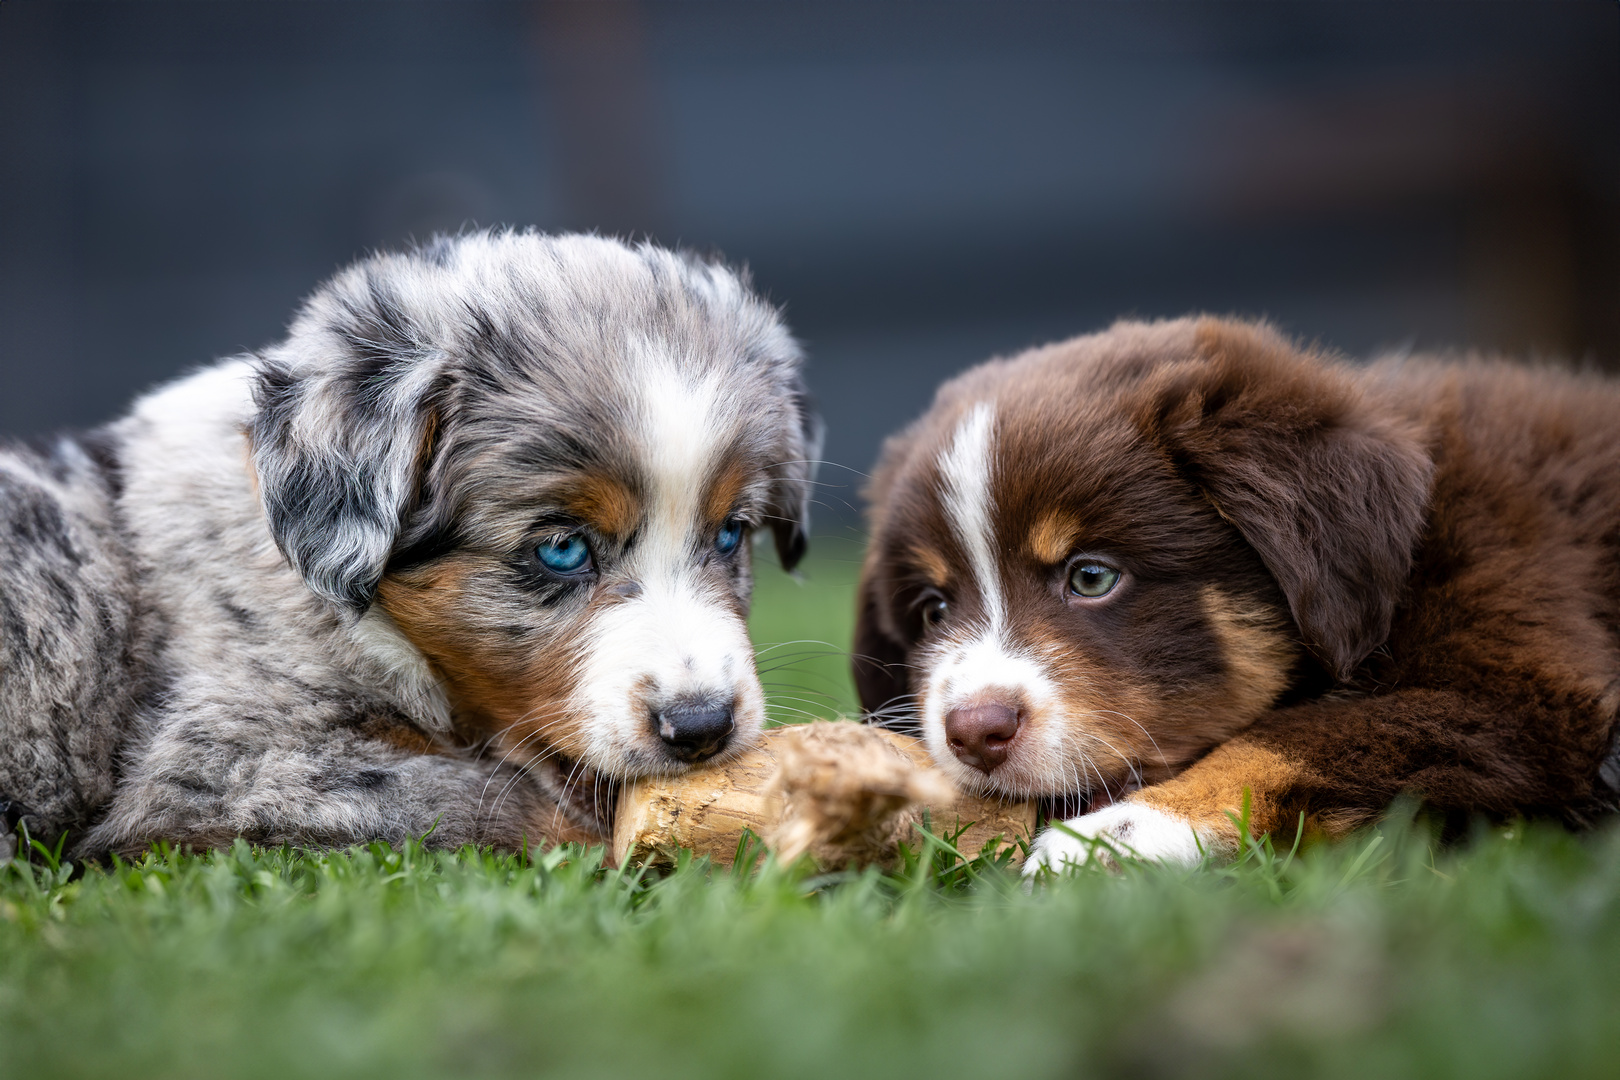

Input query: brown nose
[944,701,1024,773]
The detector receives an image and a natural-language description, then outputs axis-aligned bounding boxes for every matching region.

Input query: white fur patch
[638,363,727,572]
[567,360,764,775]
[349,607,453,733]
[920,630,1066,795]
[939,402,1002,628]
[921,401,1070,795]
[573,573,764,775]
[1023,802,1209,876]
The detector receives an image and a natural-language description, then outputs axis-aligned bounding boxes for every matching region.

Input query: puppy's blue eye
[716,519,744,555]
[537,533,591,574]
[1069,562,1120,599]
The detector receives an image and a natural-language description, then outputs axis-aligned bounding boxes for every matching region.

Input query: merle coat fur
[0,231,818,858]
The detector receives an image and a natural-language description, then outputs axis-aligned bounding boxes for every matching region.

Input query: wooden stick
[612,723,1037,869]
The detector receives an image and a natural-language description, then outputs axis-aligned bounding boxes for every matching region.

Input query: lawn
[5,544,1620,1079]
[748,534,867,725]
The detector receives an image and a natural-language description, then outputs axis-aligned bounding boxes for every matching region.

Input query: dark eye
[918,593,949,631]
[1068,561,1120,599]
[537,533,592,575]
[716,518,744,555]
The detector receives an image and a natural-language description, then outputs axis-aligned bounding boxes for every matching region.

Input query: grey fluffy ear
[765,378,823,572]
[249,285,448,610]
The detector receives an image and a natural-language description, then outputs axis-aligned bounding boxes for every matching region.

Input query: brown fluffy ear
[1142,319,1434,681]
[852,422,926,721]
[851,568,914,721]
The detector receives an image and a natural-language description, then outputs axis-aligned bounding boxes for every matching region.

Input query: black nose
[653,698,736,763]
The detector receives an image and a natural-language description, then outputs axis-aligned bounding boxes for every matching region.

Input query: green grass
[749,535,865,724]
[6,546,1620,1079]
[8,816,1620,1079]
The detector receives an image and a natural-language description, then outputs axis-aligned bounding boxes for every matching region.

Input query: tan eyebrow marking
[909,544,951,589]
[562,473,641,538]
[703,457,751,526]
[1028,510,1082,564]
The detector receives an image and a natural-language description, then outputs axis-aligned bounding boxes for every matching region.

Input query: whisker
[1076,727,1145,791]
[543,754,590,837]
[475,709,577,816]
[1090,708,1168,770]
[483,742,572,830]
[751,638,848,657]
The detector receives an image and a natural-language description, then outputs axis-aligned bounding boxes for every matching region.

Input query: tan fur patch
[1028,510,1082,564]
[1011,623,1176,787]
[562,474,640,539]
[413,407,440,478]
[1200,585,1297,720]
[360,719,447,757]
[1135,739,1317,843]
[909,544,951,589]
[704,458,751,526]
[376,557,586,759]
[1315,806,1377,839]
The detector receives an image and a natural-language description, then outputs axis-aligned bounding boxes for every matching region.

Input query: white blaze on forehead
[562,358,764,777]
[939,402,1003,629]
[637,363,729,564]
[923,401,1070,795]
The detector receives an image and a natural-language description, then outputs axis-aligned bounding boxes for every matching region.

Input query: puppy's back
[0,434,146,846]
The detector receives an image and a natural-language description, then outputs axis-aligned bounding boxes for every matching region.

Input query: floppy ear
[851,567,914,721]
[249,283,448,610]
[850,422,928,720]
[764,376,823,572]
[1144,319,1434,681]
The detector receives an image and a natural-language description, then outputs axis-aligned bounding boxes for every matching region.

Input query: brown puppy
[853,317,1620,871]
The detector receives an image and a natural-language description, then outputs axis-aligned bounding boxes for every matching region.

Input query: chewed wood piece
[611,722,1037,869]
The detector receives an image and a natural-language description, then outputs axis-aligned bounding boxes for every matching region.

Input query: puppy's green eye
[1068,562,1120,599]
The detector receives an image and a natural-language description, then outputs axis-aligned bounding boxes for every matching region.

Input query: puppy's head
[854,317,1432,803]
[250,231,819,792]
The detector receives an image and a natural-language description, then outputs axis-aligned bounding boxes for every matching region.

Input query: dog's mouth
[1038,777,1142,824]
[528,737,753,843]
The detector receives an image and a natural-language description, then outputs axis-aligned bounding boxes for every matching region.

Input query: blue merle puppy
[0,231,819,859]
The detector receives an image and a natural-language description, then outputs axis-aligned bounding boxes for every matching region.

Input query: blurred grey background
[2,1,1617,534]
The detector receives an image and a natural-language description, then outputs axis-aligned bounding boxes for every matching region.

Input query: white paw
[1023,802,1209,877]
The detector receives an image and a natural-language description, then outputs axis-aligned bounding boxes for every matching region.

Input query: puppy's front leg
[1026,802,1218,874]
[1026,686,1613,876]
[80,702,600,858]
[1024,737,1301,873]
